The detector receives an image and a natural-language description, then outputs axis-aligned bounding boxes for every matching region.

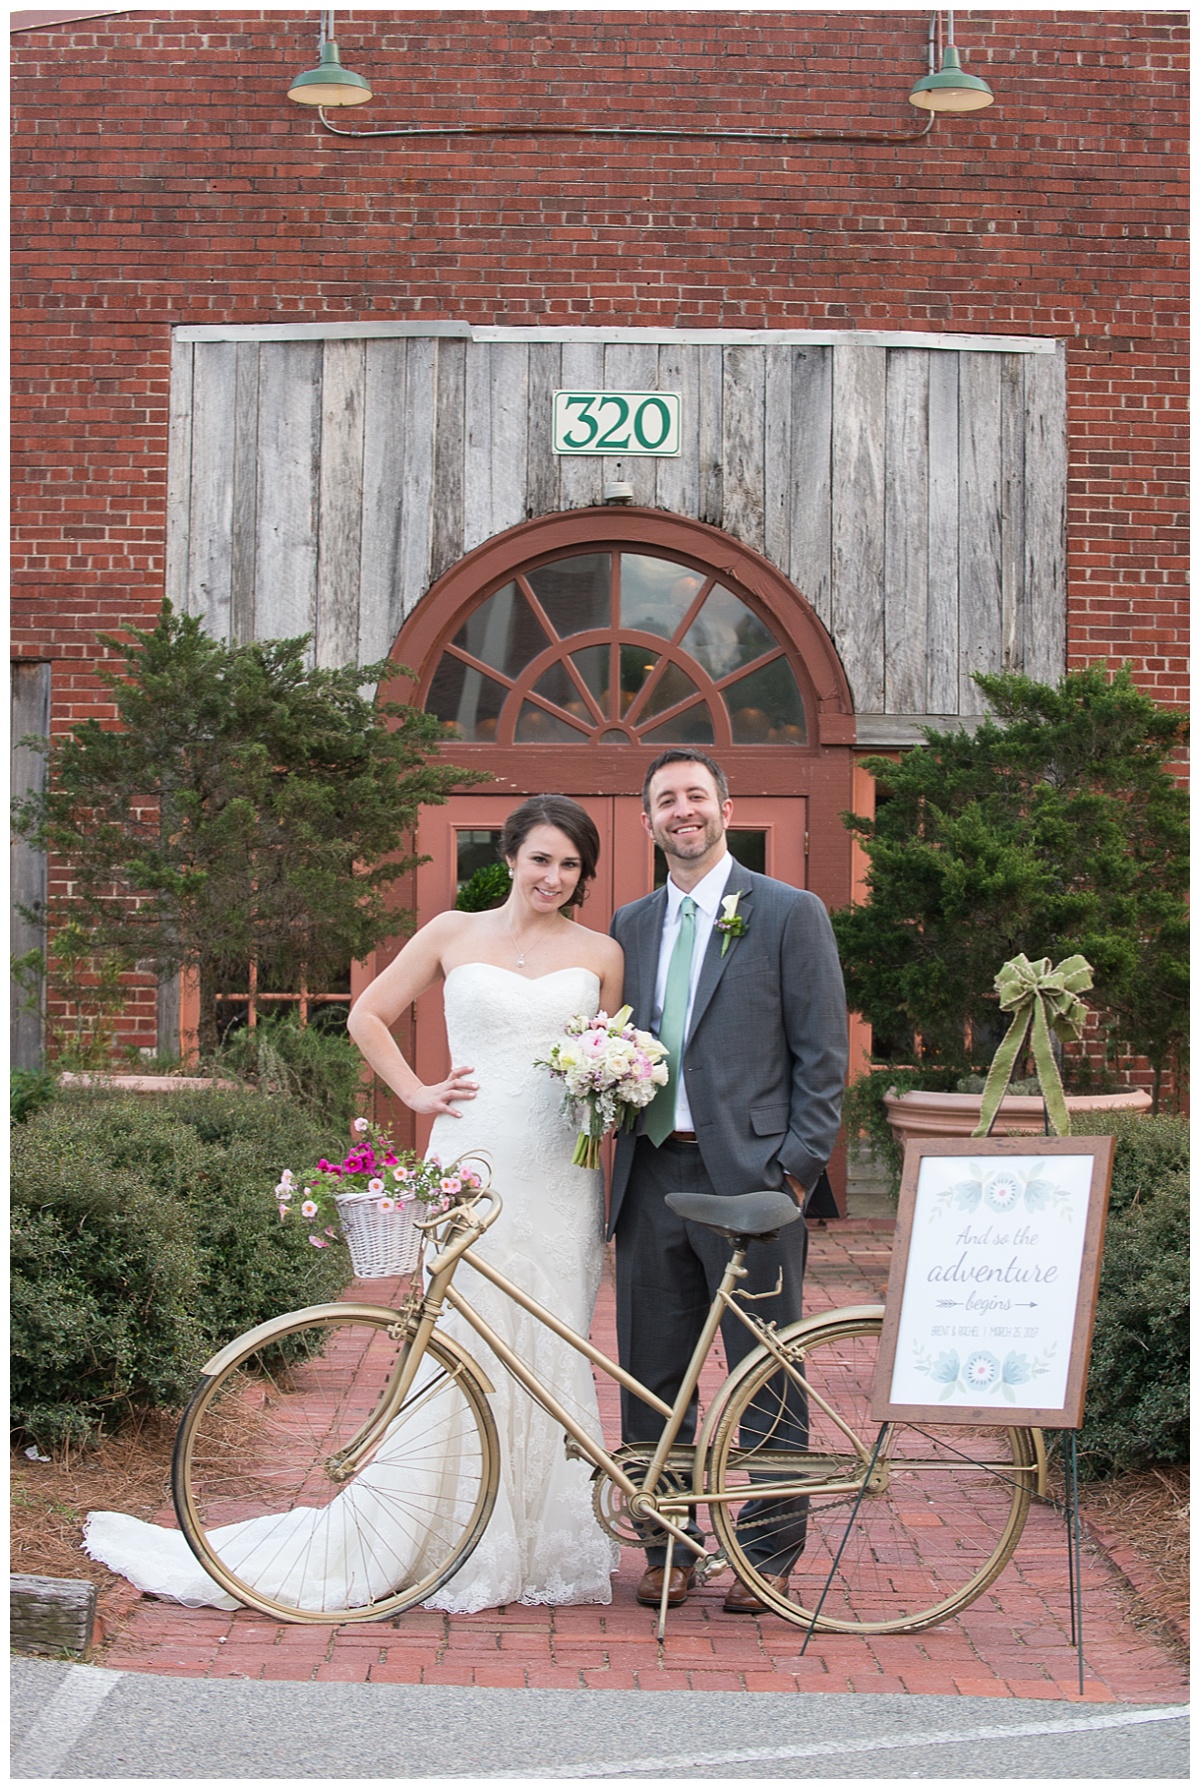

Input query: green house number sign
[552,390,681,456]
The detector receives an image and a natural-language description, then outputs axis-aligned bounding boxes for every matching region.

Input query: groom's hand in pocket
[783,1172,807,1209]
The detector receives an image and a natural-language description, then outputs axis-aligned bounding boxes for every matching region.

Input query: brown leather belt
[668,1130,698,1144]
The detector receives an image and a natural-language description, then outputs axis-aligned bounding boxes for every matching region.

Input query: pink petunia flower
[301,1199,319,1218]
[353,1117,369,1133]
[309,1234,329,1248]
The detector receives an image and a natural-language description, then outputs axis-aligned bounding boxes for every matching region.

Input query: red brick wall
[12,9,1187,714]
[11,9,1188,1059]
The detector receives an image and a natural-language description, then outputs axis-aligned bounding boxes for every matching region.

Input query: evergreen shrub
[832,665,1188,1094]
[207,1013,364,1130]
[1069,1112,1189,1475]
[11,1067,57,1124]
[11,1089,349,1449]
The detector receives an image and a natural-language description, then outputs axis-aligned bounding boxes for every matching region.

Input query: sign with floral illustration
[872,1136,1114,1428]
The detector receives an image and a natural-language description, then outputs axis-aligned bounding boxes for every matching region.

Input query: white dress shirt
[652,851,734,1133]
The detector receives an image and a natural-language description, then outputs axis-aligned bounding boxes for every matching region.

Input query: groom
[609,748,848,1613]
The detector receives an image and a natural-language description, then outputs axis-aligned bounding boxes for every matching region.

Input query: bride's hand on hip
[408,1064,479,1118]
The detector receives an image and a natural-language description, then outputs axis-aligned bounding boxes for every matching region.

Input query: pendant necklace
[507,907,547,969]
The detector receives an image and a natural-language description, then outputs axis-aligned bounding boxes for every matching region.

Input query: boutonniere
[715,891,748,956]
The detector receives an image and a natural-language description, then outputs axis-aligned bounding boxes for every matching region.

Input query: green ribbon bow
[972,953,1094,1139]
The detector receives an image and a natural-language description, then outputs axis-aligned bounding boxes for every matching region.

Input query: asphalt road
[11,1659,1189,1780]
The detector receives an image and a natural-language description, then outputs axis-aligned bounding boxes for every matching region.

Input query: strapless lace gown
[82,962,618,1614]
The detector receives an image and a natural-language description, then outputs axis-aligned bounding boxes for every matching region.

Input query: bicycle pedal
[694,1551,731,1585]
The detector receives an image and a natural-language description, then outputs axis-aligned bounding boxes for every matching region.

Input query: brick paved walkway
[94,1221,1187,1703]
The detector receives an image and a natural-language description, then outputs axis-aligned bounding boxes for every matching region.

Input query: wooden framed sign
[872,1136,1115,1429]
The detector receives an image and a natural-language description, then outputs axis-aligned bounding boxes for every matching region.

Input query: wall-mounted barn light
[287,9,372,107]
[289,11,995,142]
[908,10,994,112]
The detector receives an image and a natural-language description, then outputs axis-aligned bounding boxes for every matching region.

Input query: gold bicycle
[171,1178,1044,1634]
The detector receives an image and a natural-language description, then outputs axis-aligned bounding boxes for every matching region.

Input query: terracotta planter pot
[883,1085,1152,1146]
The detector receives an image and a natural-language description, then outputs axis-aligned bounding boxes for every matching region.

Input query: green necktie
[645,896,697,1147]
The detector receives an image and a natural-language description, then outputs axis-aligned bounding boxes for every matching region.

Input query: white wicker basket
[334,1191,423,1278]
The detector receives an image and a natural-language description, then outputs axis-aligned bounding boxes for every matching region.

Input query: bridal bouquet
[537,1004,669,1170]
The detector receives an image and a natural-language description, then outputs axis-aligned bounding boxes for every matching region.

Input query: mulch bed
[11,1427,1189,1653]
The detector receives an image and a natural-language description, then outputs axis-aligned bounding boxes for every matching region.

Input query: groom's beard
[651,814,726,867]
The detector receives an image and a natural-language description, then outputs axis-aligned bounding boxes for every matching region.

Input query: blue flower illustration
[964,1350,1001,1391]
[984,1171,1021,1214]
[930,1350,960,1384]
[950,1178,982,1212]
[1023,1176,1054,1211]
[1002,1351,1032,1385]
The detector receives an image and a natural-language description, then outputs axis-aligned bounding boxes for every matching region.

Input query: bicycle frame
[348,1187,870,1563]
[177,1184,1046,1635]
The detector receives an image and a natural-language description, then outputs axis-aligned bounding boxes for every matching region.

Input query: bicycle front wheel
[172,1309,499,1623]
[708,1312,1037,1634]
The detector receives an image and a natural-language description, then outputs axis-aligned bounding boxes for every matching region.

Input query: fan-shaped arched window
[423,550,807,748]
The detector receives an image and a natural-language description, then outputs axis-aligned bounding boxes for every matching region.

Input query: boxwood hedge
[11,1088,351,1449]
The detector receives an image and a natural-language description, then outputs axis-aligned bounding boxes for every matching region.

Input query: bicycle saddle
[664,1188,802,1238]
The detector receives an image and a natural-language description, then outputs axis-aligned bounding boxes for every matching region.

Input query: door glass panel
[456,829,504,897]
[618,645,659,716]
[725,657,807,743]
[452,582,548,679]
[639,660,699,721]
[525,555,610,637]
[515,702,590,743]
[531,659,596,727]
[426,656,509,740]
[653,828,766,887]
[619,554,705,639]
[682,584,777,678]
[728,829,768,875]
[641,704,715,746]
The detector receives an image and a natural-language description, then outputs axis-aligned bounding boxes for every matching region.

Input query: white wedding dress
[83,962,618,1614]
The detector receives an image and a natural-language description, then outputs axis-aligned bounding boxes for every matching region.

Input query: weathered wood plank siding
[11,660,51,1068]
[171,332,1067,727]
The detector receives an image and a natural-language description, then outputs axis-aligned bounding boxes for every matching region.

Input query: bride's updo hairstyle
[500,795,600,910]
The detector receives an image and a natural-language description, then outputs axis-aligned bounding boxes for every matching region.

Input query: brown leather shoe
[723,1571,789,1614]
[636,1563,695,1608]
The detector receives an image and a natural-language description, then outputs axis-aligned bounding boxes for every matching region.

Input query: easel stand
[800,1420,1089,1688]
[801,1094,1101,1681]
[1063,1428,1086,1693]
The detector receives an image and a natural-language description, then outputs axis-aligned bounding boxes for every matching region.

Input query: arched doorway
[371,508,858,1164]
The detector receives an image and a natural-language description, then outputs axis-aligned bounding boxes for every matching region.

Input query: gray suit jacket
[608,859,848,1237]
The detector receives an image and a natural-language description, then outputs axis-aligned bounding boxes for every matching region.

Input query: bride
[84,794,623,1614]
[345,792,623,1611]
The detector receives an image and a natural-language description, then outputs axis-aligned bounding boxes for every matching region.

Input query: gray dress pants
[615,1134,809,1572]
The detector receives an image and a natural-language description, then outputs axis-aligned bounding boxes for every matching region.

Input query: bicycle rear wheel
[172,1309,498,1623]
[708,1312,1037,1634]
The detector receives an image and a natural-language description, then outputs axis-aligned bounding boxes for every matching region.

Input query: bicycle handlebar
[422,1182,502,1276]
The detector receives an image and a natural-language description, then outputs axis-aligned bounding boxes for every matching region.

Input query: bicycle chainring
[592,1448,693,1546]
